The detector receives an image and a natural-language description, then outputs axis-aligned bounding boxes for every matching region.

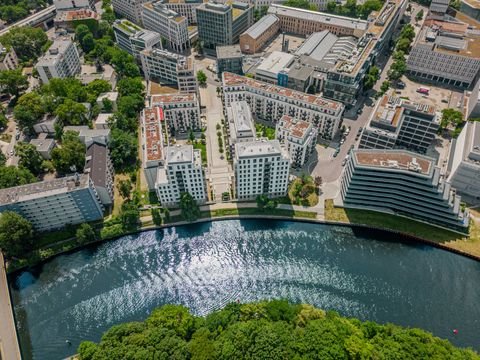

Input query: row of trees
[326,0,383,20]
[78,300,479,359]
[388,24,415,81]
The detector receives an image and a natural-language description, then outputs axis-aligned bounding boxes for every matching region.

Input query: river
[9,220,480,359]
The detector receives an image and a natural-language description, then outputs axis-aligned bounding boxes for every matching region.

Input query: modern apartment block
[447,121,480,200]
[35,39,81,84]
[216,45,243,76]
[53,0,95,11]
[0,43,18,71]
[140,48,197,93]
[151,93,201,133]
[84,142,115,210]
[323,0,406,105]
[112,0,149,24]
[234,139,290,200]
[239,14,279,54]
[156,145,207,206]
[226,100,256,155]
[142,1,190,52]
[222,72,344,140]
[113,19,161,61]
[406,14,480,89]
[0,174,104,231]
[196,1,253,56]
[275,115,318,169]
[341,149,469,231]
[156,0,203,24]
[359,95,440,154]
[141,106,165,190]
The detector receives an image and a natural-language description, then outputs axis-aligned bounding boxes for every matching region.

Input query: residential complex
[196,1,253,55]
[406,14,480,89]
[275,115,318,168]
[141,107,165,190]
[226,100,256,155]
[0,44,18,71]
[239,14,279,54]
[84,142,115,211]
[216,45,244,76]
[112,0,149,24]
[234,139,290,200]
[447,121,480,200]
[140,48,197,93]
[359,95,440,154]
[156,145,207,206]
[341,149,469,231]
[35,39,81,84]
[0,174,104,231]
[142,1,190,52]
[151,93,201,133]
[113,19,161,61]
[222,72,344,140]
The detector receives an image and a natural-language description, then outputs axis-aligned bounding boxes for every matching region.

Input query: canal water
[9,220,480,359]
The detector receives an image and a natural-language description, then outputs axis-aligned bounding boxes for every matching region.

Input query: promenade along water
[10,220,480,359]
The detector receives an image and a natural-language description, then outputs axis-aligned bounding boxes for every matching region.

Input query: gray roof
[235,139,287,159]
[216,44,243,59]
[166,145,193,164]
[287,63,314,81]
[242,14,278,40]
[85,142,109,188]
[296,31,337,60]
[228,101,255,136]
[256,51,294,76]
[30,138,55,152]
[36,39,75,67]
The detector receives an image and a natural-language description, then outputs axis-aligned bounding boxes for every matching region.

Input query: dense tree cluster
[388,24,415,81]
[179,192,200,222]
[0,26,49,63]
[363,65,380,90]
[0,211,33,257]
[0,0,48,24]
[284,0,318,11]
[51,131,86,174]
[78,300,479,360]
[326,0,383,19]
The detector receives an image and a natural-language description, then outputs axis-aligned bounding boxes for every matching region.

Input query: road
[0,252,21,360]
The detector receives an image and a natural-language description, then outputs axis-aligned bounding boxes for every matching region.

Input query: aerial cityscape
[0,0,480,357]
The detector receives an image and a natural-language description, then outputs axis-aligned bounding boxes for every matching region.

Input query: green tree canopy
[179,192,200,222]
[51,131,86,174]
[13,92,45,131]
[0,211,33,258]
[55,99,87,126]
[117,179,132,200]
[0,26,48,62]
[76,223,96,245]
[0,69,28,97]
[117,77,144,97]
[441,108,464,129]
[14,142,44,176]
[117,94,144,119]
[0,165,36,189]
[196,70,207,86]
[108,128,138,171]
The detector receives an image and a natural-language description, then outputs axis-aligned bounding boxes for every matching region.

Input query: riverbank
[6,203,480,274]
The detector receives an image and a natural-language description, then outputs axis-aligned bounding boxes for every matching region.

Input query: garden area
[281,175,320,207]
[255,123,275,140]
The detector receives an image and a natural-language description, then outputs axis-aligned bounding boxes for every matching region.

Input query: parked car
[333,149,340,157]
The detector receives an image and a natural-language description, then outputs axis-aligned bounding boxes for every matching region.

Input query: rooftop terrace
[353,149,434,175]
[142,107,164,162]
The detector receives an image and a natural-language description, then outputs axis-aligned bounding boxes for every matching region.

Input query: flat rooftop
[256,51,294,76]
[166,145,193,163]
[278,115,312,139]
[353,149,434,176]
[223,72,343,112]
[235,138,286,159]
[55,9,100,22]
[142,107,164,162]
[217,44,243,59]
[85,143,109,188]
[0,174,90,205]
[36,38,74,67]
[151,93,196,105]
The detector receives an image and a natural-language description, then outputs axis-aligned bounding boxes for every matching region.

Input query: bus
[417,87,430,95]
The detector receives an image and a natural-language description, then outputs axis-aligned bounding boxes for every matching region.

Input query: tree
[0,165,36,189]
[380,80,390,93]
[117,77,144,97]
[388,58,407,81]
[51,131,86,174]
[179,192,200,222]
[86,79,111,99]
[0,5,28,23]
[216,86,221,96]
[189,130,195,143]
[109,129,138,171]
[196,70,207,86]
[0,211,33,257]
[117,94,144,118]
[396,37,412,54]
[117,179,132,200]
[80,33,95,54]
[55,99,87,126]
[363,65,380,90]
[13,92,45,131]
[75,24,91,45]
[0,69,28,97]
[256,194,277,211]
[120,201,139,229]
[406,3,412,12]
[76,223,96,245]
[441,108,464,130]
[416,9,424,21]
[0,26,48,62]
[15,142,44,176]
[326,1,337,12]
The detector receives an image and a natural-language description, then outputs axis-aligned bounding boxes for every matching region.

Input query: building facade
[216,45,243,76]
[222,72,344,140]
[142,1,190,52]
[239,14,279,54]
[0,44,18,71]
[156,145,207,206]
[226,100,255,156]
[140,48,197,93]
[359,95,440,154]
[341,149,469,231]
[447,121,480,201]
[234,139,290,200]
[112,0,149,24]
[35,39,81,84]
[275,115,318,168]
[157,0,203,25]
[0,174,104,232]
[113,19,161,61]
[151,93,201,133]
[84,142,115,210]
[53,0,95,11]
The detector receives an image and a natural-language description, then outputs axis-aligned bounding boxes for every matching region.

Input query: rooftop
[278,115,312,139]
[97,91,118,102]
[29,138,55,152]
[216,44,243,59]
[55,9,100,22]
[222,72,343,112]
[142,107,164,163]
[151,93,197,105]
[235,138,288,159]
[113,19,142,34]
[256,51,295,76]
[199,1,231,13]
[228,101,255,139]
[0,174,90,205]
[142,48,192,70]
[241,14,278,40]
[353,149,434,176]
[95,113,114,125]
[144,1,187,22]
[166,144,194,163]
[85,142,109,188]
[36,38,75,67]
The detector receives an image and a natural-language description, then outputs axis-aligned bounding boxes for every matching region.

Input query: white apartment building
[234,139,290,200]
[140,48,197,93]
[35,39,81,84]
[141,106,165,190]
[447,121,480,201]
[151,93,201,133]
[112,0,150,24]
[156,0,203,24]
[275,115,318,169]
[227,101,255,156]
[113,19,161,61]
[222,72,344,140]
[54,0,95,10]
[0,174,104,231]
[0,44,18,71]
[156,145,207,206]
[142,1,190,52]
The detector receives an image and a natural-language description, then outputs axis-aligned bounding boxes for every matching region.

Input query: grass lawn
[200,207,316,219]
[324,199,469,243]
[193,141,207,165]
[444,209,480,256]
[112,173,130,216]
[287,178,318,207]
[255,124,275,140]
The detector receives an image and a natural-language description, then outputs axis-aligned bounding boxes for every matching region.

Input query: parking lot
[262,33,306,54]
